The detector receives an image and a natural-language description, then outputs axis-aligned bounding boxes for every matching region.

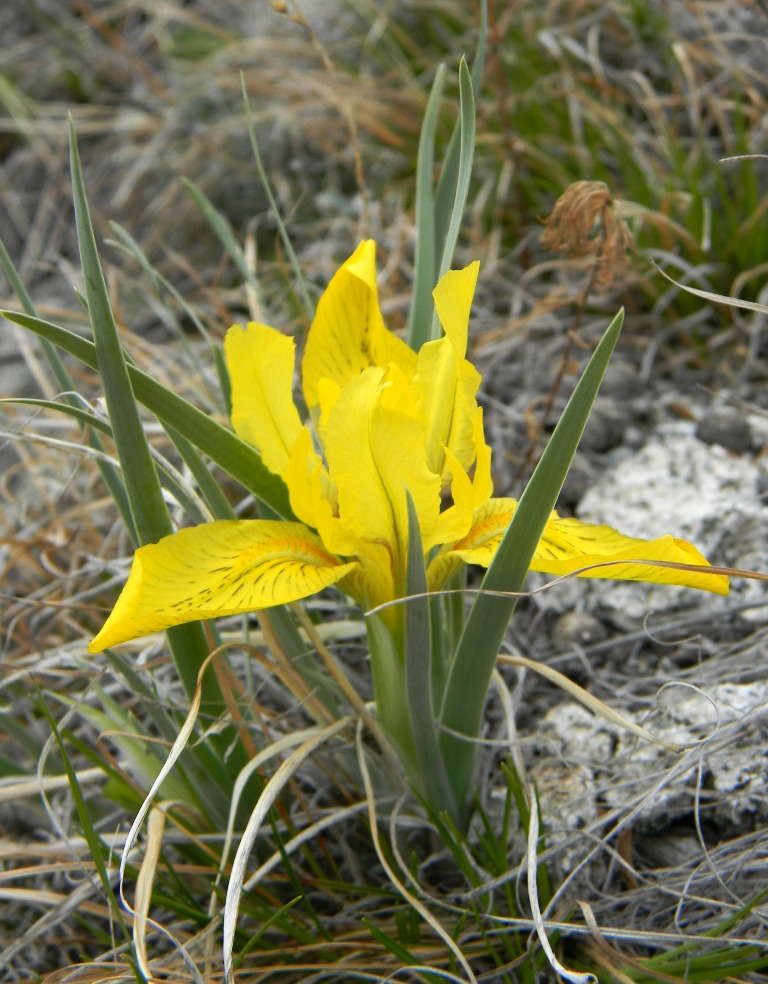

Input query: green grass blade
[108,221,215,345]
[1,311,293,518]
[3,399,221,525]
[0,237,136,540]
[164,424,237,520]
[36,688,131,942]
[241,73,314,324]
[182,177,261,302]
[361,917,434,978]
[406,63,445,351]
[439,309,624,817]
[0,237,72,395]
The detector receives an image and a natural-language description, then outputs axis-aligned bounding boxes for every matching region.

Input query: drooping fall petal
[428,498,729,594]
[302,240,417,410]
[533,515,730,592]
[225,322,303,478]
[89,520,357,652]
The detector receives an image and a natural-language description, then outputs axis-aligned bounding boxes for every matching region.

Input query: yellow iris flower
[89,241,727,654]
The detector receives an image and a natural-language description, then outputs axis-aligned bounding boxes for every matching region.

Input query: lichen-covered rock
[574,425,768,627]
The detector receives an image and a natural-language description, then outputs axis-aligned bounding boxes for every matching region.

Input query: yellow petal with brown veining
[89,520,357,652]
[302,240,416,409]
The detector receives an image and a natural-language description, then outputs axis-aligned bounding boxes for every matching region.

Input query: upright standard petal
[225,322,303,478]
[414,336,481,481]
[414,263,482,480]
[432,262,479,359]
[89,520,357,652]
[324,366,441,598]
[302,240,416,410]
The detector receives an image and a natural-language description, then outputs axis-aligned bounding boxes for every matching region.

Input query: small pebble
[579,396,629,454]
[558,455,597,509]
[695,410,753,455]
[552,611,609,651]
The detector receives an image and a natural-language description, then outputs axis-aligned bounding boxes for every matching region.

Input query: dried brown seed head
[540,180,635,289]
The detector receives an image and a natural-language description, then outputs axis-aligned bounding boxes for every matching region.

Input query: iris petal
[414,336,481,481]
[428,499,729,595]
[534,516,730,593]
[302,240,417,410]
[432,262,479,359]
[324,366,440,590]
[89,520,357,652]
[413,263,482,482]
[225,322,303,478]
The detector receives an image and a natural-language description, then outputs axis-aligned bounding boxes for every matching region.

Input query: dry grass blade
[133,806,166,981]
[355,721,477,984]
[0,767,104,803]
[525,796,597,984]
[217,723,344,897]
[118,653,219,917]
[498,653,690,751]
[651,258,768,315]
[222,716,352,984]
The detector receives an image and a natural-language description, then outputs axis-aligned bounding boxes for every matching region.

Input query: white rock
[573,426,768,626]
[536,683,768,833]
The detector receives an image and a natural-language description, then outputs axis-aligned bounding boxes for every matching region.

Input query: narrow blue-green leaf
[433,567,465,709]
[0,311,293,518]
[69,119,220,705]
[2,396,113,434]
[241,73,314,324]
[69,117,168,548]
[403,492,459,824]
[433,0,487,257]
[435,58,475,288]
[439,309,625,818]
[0,237,135,540]
[406,63,445,351]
